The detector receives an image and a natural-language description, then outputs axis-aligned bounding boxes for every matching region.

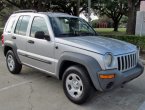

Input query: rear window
[5,16,16,33]
[14,15,30,36]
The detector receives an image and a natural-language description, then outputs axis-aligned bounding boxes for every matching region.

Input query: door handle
[27,40,34,44]
[12,36,16,39]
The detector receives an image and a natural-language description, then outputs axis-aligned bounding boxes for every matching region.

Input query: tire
[6,50,22,74]
[62,65,94,104]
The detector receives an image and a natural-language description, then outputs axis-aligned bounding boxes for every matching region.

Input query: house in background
[136,0,145,36]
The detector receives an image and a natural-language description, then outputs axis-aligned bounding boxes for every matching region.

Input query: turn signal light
[99,74,115,79]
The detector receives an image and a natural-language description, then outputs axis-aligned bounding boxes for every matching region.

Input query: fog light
[99,74,115,79]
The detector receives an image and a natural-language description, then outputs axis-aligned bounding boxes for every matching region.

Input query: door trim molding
[18,53,52,64]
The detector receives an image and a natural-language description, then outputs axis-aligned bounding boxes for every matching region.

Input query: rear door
[12,15,31,63]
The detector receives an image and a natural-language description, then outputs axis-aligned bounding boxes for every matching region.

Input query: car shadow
[17,66,145,110]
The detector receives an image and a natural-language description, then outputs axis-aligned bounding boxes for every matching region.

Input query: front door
[25,16,55,74]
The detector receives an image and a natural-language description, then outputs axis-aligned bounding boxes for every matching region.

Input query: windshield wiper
[78,32,96,36]
[58,33,78,37]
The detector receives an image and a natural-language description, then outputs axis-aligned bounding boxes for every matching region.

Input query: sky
[79,13,98,21]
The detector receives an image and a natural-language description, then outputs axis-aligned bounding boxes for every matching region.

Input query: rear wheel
[63,65,93,104]
[6,50,22,74]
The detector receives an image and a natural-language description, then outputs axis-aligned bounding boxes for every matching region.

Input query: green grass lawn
[95,28,126,36]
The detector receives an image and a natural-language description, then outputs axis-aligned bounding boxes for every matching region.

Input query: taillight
[1,34,4,45]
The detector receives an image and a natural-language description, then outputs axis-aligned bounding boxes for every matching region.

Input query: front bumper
[98,61,144,91]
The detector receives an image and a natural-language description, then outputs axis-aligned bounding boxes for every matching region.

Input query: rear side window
[14,16,23,34]
[5,16,16,33]
[14,16,30,36]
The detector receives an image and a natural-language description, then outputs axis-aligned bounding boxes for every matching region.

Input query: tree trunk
[76,0,80,16]
[113,21,119,32]
[126,0,136,35]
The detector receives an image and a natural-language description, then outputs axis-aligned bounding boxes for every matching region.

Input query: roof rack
[13,10,37,14]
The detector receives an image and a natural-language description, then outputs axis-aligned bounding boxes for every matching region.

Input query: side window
[5,16,16,33]
[15,16,23,34]
[30,17,49,38]
[14,16,30,36]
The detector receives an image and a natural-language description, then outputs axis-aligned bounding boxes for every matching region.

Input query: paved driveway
[0,44,145,110]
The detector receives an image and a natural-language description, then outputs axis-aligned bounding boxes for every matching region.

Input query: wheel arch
[58,60,88,80]
[4,41,21,64]
[56,52,103,91]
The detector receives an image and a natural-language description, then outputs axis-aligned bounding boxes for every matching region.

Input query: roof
[13,10,76,18]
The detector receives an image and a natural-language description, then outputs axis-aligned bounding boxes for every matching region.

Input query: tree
[92,0,128,31]
[44,0,88,16]
[4,0,87,16]
[0,0,16,25]
[126,0,140,35]
[5,0,51,11]
[0,0,7,16]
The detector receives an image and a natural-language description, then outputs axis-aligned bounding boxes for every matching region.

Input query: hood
[55,36,137,55]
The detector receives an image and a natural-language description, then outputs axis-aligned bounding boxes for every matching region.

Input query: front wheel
[62,65,94,104]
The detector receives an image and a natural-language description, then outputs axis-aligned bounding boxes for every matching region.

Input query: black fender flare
[56,52,103,91]
[4,41,21,64]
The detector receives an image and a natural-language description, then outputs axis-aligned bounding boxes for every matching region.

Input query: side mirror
[44,35,50,41]
[35,31,50,41]
[35,31,45,39]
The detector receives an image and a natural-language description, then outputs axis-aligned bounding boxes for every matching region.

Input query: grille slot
[117,52,137,71]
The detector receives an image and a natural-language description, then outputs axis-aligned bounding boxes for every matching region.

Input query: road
[0,44,145,110]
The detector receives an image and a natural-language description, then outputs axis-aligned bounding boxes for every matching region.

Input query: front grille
[117,52,138,71]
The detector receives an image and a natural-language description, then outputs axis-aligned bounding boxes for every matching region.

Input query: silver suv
[2,10,144,104]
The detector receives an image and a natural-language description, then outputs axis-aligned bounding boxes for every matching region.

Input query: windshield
[49,17,97,37]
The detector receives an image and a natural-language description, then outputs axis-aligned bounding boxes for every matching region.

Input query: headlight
[104,53,113,67]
